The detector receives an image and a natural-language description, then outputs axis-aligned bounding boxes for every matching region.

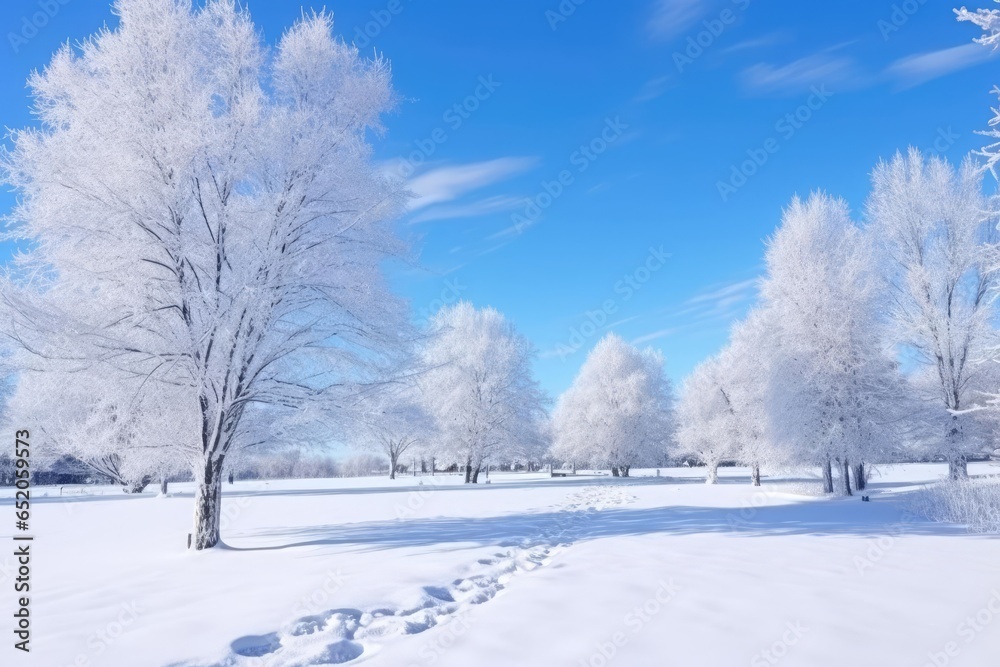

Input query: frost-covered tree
[676,355,736,483]
[763,193,906,494]
[354,379,435,480]
[7,368,190,493]
[0,0,407,548]
[419,303,546,483]
[720,310,784,487]
[551,334,674,477]
[867,151,999,479]
[957,2,1000,179]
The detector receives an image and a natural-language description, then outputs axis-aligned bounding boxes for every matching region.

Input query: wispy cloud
[678,278,759,320]
[632,327,681,346]
[719,32,785,57]
[647,0,708,41]
[741,51,860,96]
[487,221,529,241]
[405,157,539,212]
[627,278,758,349]
[409,195,527,224]
[634,75,673,103]
[607,315,643,329]
[886,43,996,88]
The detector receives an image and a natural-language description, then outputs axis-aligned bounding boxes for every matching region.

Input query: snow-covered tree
[7,368,190,493]
[551,334,674,477]
[419,302,546,483]
[957,2,1000,179]
[0,0,408,548]
[867,151,999,479]
[354,378,435,480]
[719,309,784,487]
[763,192,906,494]
[676,354,736,483]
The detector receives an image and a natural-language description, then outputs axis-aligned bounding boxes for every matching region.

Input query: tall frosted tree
[763,193,904,494]
[1,0,408,548]
[867,151,998,479]
[419,302,546,483]
[551,334,674,477]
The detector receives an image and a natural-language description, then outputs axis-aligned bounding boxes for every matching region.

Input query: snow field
[1,464,998,667]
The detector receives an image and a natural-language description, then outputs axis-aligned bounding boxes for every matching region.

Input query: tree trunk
[572,461,577,474]
[192,456,224,550]
[822,458,834,494]
[706,462,719,484]
[621,466,630,478]
[464,458,472,484]
[949,455,968,480]
[471,465,482,484]
[751,464,761,487]
[947,415,969,480]
[852,462,866,491]
[611,466,620,477]
[160,477,169,495]
[841,459,852,496]
[125,475,152,494]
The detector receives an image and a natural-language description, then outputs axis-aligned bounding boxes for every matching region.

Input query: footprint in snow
[179,486,634,667]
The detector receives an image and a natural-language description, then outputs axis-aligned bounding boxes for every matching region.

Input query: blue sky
[1,0,998,400]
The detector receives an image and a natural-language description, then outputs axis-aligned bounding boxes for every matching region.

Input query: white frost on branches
[419,302,547,483]
[551,334,674,477]
[957,3,1000,178]
[867,151,999,478]
[0,0,408,548]
[676,355,735,483]
[762,193,906,493]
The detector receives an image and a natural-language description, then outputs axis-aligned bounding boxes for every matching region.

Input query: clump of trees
[676,153,1000,493]
[7,0,1000,554]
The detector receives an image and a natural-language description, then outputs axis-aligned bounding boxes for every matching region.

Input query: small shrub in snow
[909,478,1000,534]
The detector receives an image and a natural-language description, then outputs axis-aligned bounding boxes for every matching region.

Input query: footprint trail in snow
[176,484,635,667]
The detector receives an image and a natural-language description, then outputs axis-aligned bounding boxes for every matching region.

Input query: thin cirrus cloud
[885,42,997,88]
[408,195,527,225]
[646,0,709,41]
[741,41,995,97]
[405,157,539,213]
[632,327,682,346]
[719,33,786,57]
[629,277,759,348]
[679,278,759,317]
[740,51,861,96]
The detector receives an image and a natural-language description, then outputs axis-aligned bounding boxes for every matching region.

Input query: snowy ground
[2,463,999,667]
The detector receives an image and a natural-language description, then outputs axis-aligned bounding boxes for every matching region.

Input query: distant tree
[676,354,736,484]
[0,0,407,548]
[867,151,999,479]
[419,303,547,484]
[719,310,784,487]
[7,369,189,493]
[355,378,435,480]
[551,334,674,477]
